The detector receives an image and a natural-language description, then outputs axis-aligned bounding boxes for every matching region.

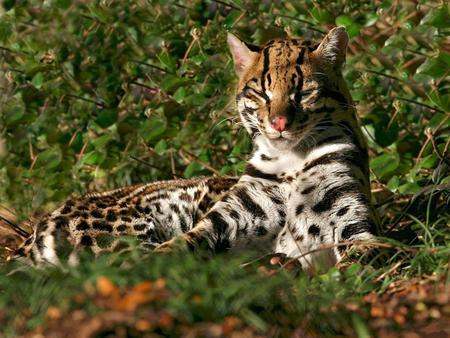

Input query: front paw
[155,236,189,253]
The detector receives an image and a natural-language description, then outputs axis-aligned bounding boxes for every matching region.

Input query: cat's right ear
[227,33,259,76]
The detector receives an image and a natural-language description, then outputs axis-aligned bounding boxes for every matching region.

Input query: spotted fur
[17,177,236,265]
[17,27,376,269]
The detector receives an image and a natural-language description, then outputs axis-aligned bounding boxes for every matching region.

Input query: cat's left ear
[314,26,349,68]
[227,33,259,76]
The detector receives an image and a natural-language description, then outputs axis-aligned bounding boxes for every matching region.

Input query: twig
[425,128,450,167]
[364,69,405,83]
[169,150,178,179]
[231,10,246,28]
[375,259,404,282]
[416,113,450,164]
[129,80,159,93]
[397,97,446,114]
[0,46,29,55]
[212,0,241,11]
[278,240,418,271]
[130,60,169,73]
[276,14,326,34]
[0,214,30,238]
[129,155,165,171]
[179,149,221,176]
[65,94,108,109]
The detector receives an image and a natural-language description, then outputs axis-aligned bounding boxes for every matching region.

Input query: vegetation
[0,0,448,336]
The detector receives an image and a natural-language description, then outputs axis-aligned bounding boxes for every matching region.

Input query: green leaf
[173,87,186,104]
[420,5,450,29]
[223,10,241,29]
[154,139,168,155]
[351,314,371,338]
[0,20,12,42]
[91,135,111,149]
[31,72,44,89]
[80,151,100,165]
[335,16,360,38]
[140,115,167,143]
[35,148,62,169]
[370,153,399,179]
[4,104,25,126]
[95,109,118,128]
[398,182,421,194]
[416,53,450,78]
[387,176,399,192]
[183,161,203,178]
[310,7,332,24]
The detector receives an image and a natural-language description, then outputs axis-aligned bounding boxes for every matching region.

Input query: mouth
[265,131,295,141]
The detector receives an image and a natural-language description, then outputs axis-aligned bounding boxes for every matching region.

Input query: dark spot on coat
[54,216,69,228]
[308,224,320,237]
[301,186,316,194]
[60,205,72,214]
[256,226,268,236]
[134,223,147,231]
[116,224,127,232]
[76,220,90,231]
[121,216,132,222]
[296,204,304,215]
[179,193,191,201]
[337,206,350,216]
[106,210,117,222]
[92,221,112,232]
[80,235,93,246]
[91,210,103,219]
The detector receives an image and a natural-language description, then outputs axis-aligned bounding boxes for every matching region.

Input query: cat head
[228,27,353,150]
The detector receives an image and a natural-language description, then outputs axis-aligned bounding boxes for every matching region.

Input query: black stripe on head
[234,187,267,219]
[320,87,348,106]
[261,47,271,95]
[294,48,305,104]
[312,182,361,214]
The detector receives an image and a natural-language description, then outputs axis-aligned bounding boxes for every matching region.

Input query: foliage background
[0,0,449,337]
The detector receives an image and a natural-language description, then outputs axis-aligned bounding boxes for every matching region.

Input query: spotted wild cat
[16,27,376,268]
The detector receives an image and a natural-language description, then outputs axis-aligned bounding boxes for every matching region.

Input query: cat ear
[227,33,258,76]
[314,26,349,67]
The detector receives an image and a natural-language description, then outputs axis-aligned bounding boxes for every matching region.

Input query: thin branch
[416,113,450,164]
[278,240,418,271]
[0,46,29,55]
[65,94,108,109]
[363,69,405,83]
[276,14,326,34]
[129,155,165,171]
[397,97,446,114]
[179,149,221,176]
[0,214,30,238]
[129,60,169,73]
[211,0,241,11]
[129,80,159,93]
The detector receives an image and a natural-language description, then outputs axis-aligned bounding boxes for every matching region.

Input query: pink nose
[271,116,287,132]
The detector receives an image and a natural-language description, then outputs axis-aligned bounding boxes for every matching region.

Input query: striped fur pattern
[17,27,376,268]
[158,27,376,268]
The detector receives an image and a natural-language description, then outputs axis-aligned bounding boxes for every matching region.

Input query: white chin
[267,137,296,150]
